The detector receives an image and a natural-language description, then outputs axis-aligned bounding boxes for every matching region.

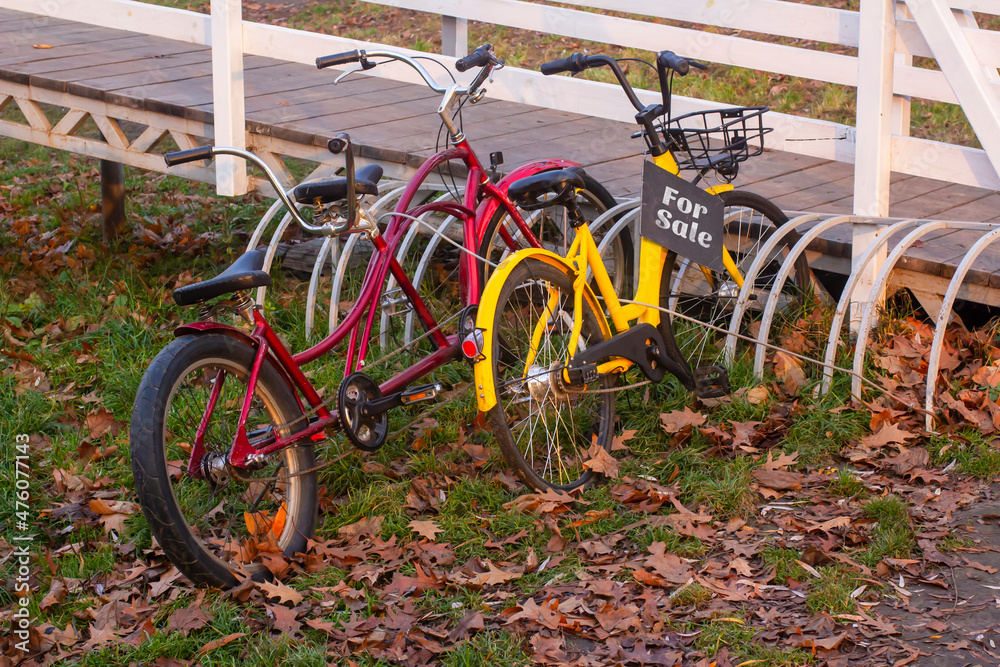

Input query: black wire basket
[660,106,772,177]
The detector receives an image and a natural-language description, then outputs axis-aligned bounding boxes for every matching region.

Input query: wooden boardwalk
[3,7,1000,303]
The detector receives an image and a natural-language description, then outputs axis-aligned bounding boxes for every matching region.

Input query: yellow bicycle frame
[473,152,740,413]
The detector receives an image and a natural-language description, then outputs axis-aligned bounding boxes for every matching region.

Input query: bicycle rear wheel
[660,190,810,373]
[487,258,616,492]
[130,334,317,588]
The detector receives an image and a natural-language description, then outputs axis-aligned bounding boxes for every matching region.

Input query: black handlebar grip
[316,50,361,69]
[455,43,492,72]
[657,50,690,76]
[164,145,213,167]
[327,132,351,155]
[540,53,588,76]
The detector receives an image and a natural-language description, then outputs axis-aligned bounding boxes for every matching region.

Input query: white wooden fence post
[851,0,896,329]
[211,0,247,196]
[904,0,1000,179]
[441,15,468,58]
[892,1,912,137]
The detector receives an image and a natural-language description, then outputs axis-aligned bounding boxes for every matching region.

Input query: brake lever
[334,65,365,85]
[333,54,378,85]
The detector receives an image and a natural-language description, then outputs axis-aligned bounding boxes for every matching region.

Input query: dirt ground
[878,488,1000,666]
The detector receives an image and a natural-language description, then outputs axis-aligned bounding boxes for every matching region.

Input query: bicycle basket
[660,106,772,178]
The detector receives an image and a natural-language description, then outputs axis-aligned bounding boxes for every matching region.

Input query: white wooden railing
[3,0,1000,310]
[3,0,999,206]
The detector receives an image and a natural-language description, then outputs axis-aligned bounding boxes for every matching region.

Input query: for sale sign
[639,160,725,272]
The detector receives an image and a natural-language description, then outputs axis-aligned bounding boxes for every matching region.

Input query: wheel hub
[525,364,550,403]
[523,362,570,406]
[201,452,231,487]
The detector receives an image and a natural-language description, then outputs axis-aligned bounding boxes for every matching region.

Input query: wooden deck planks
[2,7,1000,294]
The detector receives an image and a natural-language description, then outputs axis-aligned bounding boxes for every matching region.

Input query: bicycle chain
[566,378,651,394]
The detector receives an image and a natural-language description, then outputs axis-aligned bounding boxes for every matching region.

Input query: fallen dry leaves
[7,165,1000,667]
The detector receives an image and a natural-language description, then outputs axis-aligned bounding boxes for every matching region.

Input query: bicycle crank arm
[361,381,448,417]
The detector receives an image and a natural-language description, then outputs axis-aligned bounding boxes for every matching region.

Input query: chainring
[338,372,388,452]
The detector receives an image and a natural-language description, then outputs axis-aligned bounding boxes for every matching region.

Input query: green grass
[760,546,809,585]
[827,468,868,499]
[0,88,981,662]
[783,402,869,465]
[693,618,815,666]
[859,496,915,567]
[671,582,712,608]
[938,534,975,553]
[928,430,1000,480]
[806,565,858,615]
[440,630,532,666]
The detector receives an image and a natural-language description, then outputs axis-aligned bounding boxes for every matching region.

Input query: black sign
[639,161,725,272]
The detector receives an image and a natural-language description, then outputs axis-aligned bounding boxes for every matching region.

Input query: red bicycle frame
[181,137,584,475]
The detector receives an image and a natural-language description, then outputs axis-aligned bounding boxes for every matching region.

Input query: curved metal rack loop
[924,226,1000,429]
[849,221,998,399]
[751,215,852,378]
[818,218,920,395]
[723,212,823,364]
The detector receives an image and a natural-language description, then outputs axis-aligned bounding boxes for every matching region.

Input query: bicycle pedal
[693,365,730,399]
[565,364,599,385]
[399,382,448,405]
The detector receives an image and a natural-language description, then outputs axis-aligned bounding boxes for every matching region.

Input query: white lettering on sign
[662,186,708,220]
[658,186,713,248]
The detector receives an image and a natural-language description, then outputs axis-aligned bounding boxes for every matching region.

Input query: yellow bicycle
[463,51,810,491]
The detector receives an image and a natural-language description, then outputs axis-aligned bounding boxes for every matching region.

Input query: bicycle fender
[173,322,301,402]
[475,159,581,243]
[473,248,611,413]
[174,320,257,343]
[704,183,734,196]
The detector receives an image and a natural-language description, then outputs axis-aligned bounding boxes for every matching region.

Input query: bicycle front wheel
[130,334,317,588]
[487,258,616,492]
[660,189,810,372]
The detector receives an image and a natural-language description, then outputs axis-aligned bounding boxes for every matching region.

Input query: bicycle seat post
[565,198,586,229]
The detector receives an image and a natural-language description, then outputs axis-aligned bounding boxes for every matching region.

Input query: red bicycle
[129,45,621,588]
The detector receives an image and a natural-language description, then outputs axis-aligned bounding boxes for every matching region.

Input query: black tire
[487,258,616,492]
[478,170,632,296]
[659,189,810,375]
[130,334,317,588]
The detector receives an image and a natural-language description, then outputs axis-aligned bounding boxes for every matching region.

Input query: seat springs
[198,291,255,323]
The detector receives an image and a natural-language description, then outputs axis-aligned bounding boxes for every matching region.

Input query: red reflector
[462,339,479,359]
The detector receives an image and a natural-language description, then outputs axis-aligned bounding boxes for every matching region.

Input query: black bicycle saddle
[291,164,384,205]
[172,248,272,306]
[507,168,585,211]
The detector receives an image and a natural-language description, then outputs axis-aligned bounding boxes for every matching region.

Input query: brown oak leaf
[86,408,123,440]
[470,561,522,587]
[773,351,806,393]
[409,519,443,541]
[752,468,803,491]
[582,445,619,478]
[166,607,212,635]
[645,541,692,584]
[337,515,383,539]
[862,422,915,448]
[266,603,300,633]
[257,580,303,605]
[611,429,637,451]
[659,407,706,433]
